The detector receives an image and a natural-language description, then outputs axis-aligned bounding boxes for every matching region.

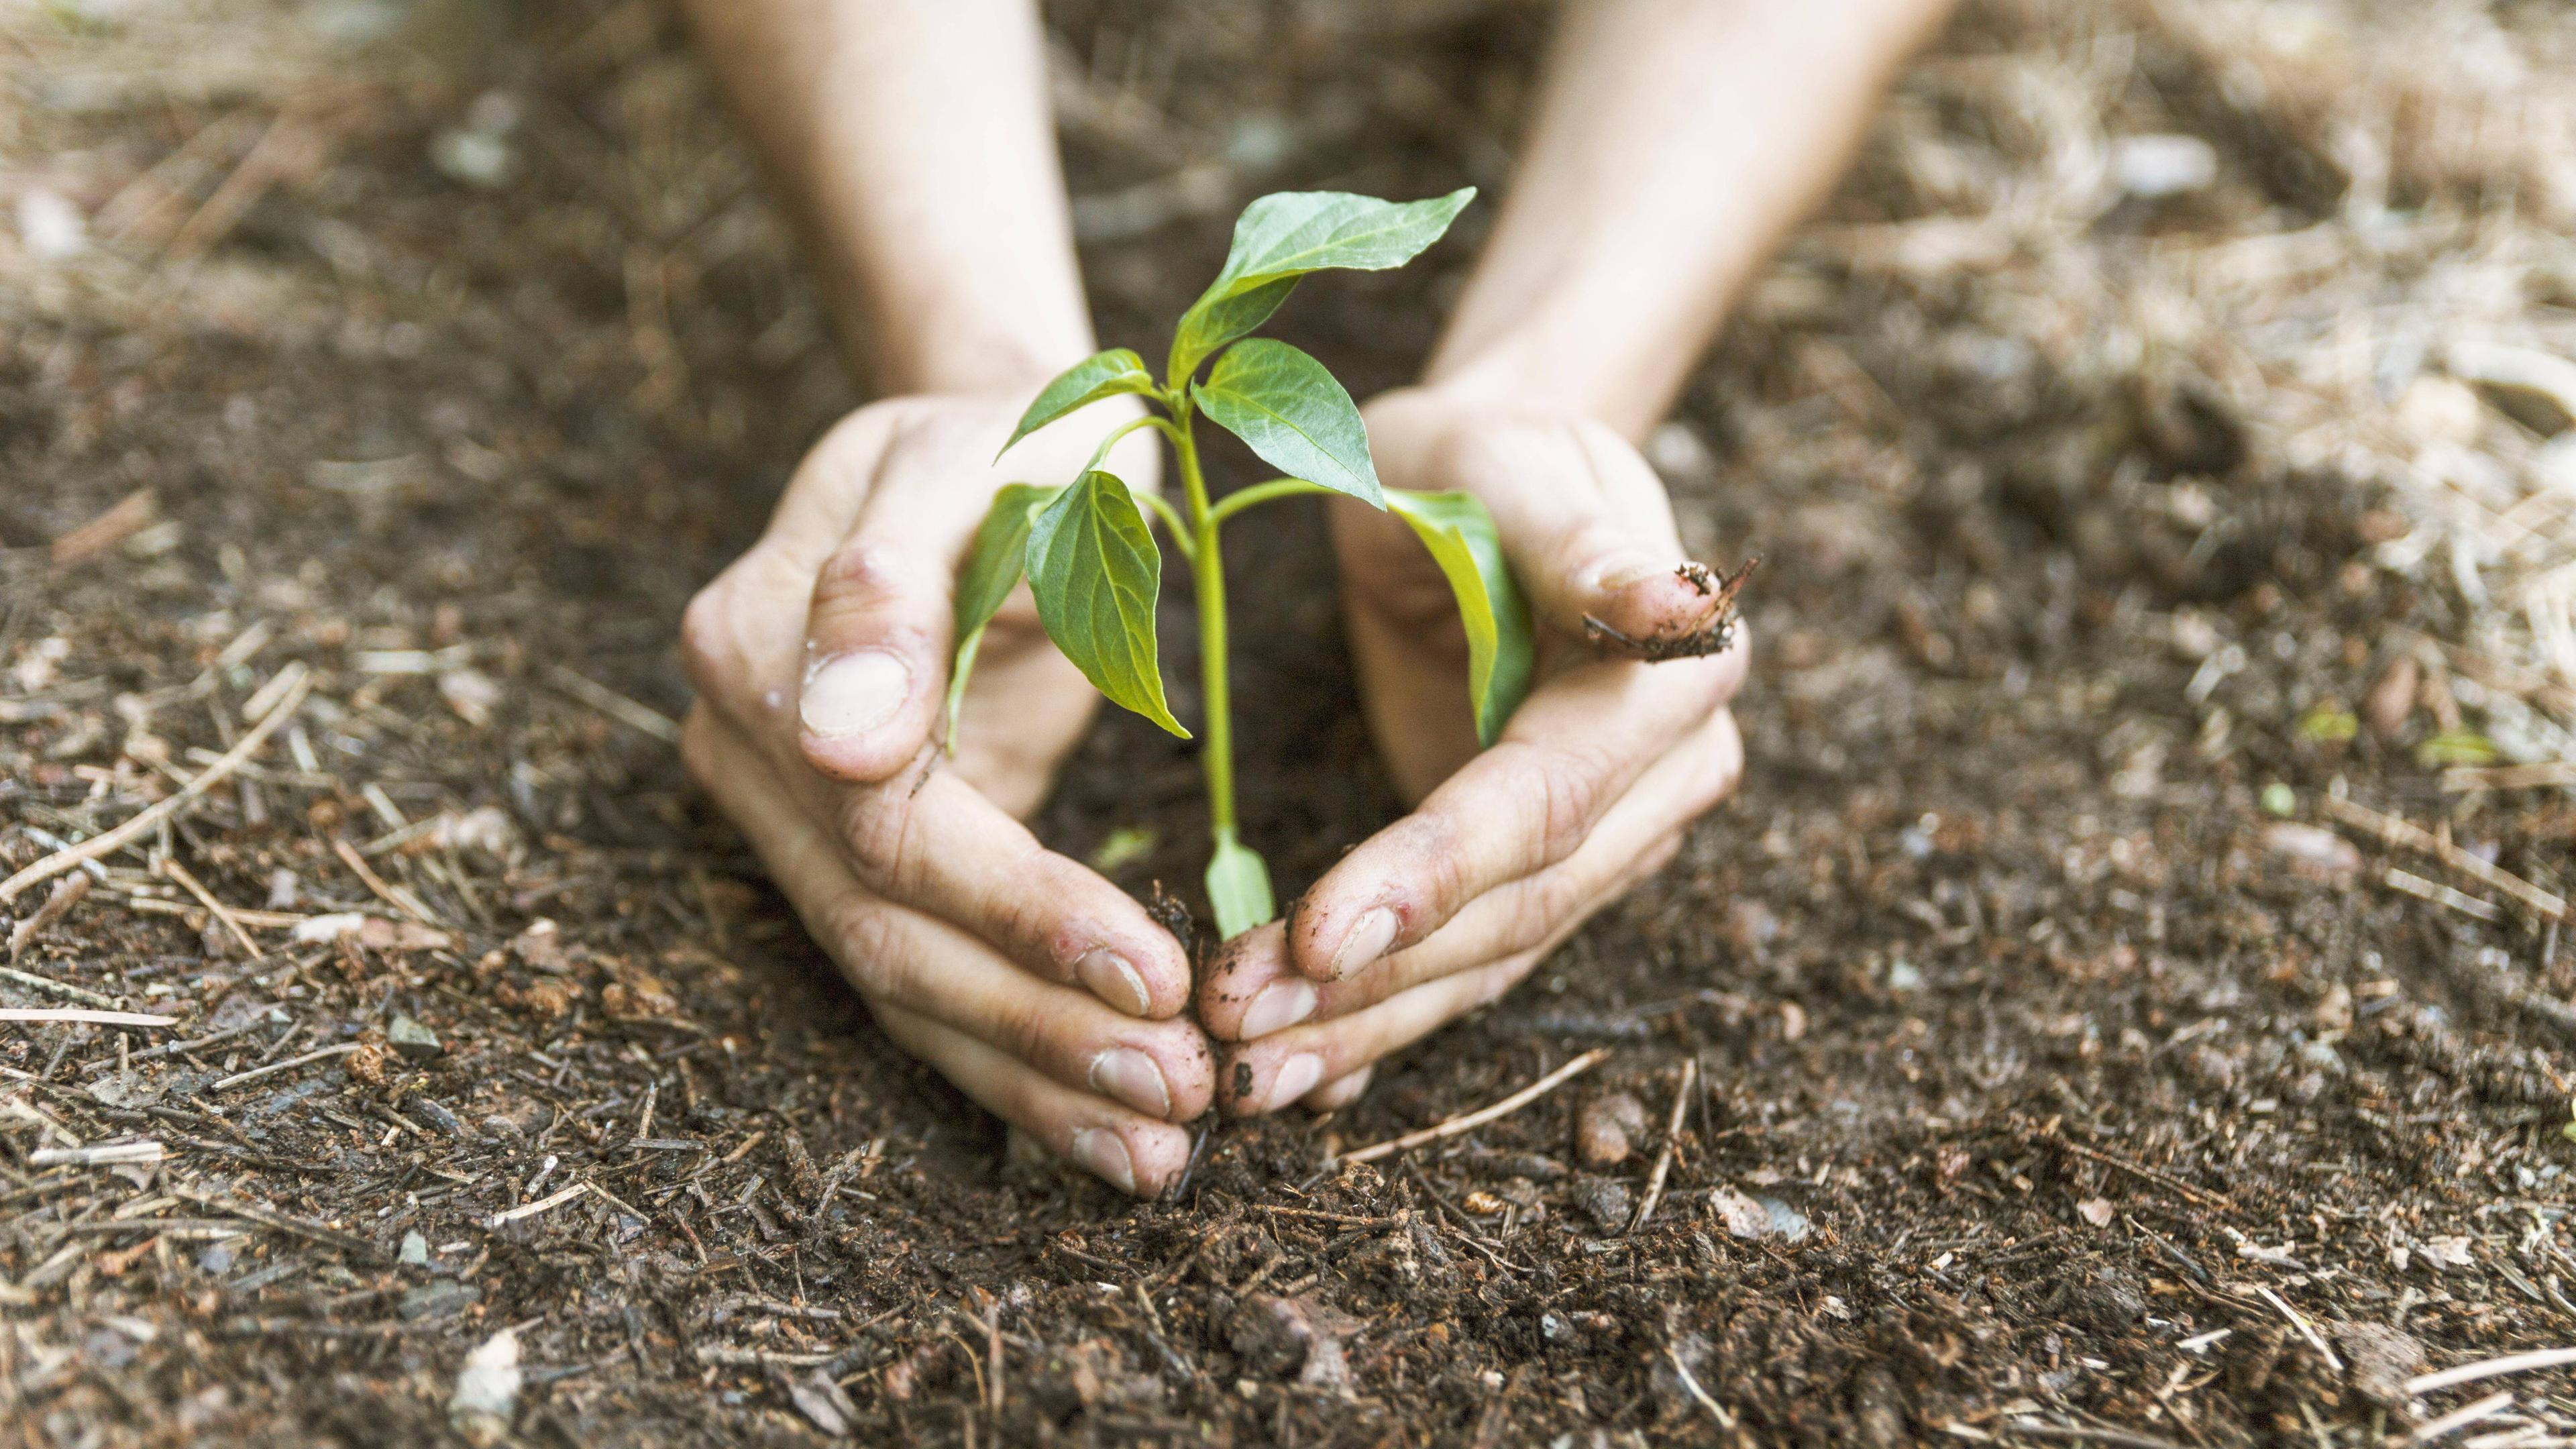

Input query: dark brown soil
[7,1,2576,1445]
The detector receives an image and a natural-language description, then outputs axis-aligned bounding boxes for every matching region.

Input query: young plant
[953,189,1536,941]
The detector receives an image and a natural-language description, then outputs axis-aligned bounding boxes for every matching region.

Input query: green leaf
[1191,340,1383,508]
[944,484,1059,751]
[1386,489,1536,747]
[1025,470,1188,738]
[1205,832,1275,941]
[996,350,1155,460]
[1167,189,1473,382]
[1166,276,1297,391]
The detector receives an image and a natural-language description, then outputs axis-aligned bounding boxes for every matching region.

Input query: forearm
[1427,0,1955,437]
[682,0,1093,394]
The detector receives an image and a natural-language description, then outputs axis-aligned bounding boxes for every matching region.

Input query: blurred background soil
[5,0,2576,1443]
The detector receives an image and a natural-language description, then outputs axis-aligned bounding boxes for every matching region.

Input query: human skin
[678,0,1953,1191]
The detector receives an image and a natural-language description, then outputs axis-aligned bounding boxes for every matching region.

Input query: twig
[0,1008,175,1028]
[109,1016,266,1064]
[2046,1132,2232,1211]
[0,965,117,1009]
[162,858,264,960]
[547,665,680,744]
[2442,761,2576,793]
[210,1041,360,1091]
[2321,794,2565,921]
[2406,1347,2576,1397]
[484,1181,590,1230]
[2386,867,2504,923]
[7,873,89,962]
[1627,1057,1697,1235]
[987,1297,1006,1415]
[2001,1421,2190,1449]
[2255,1285,2343,1372]
[1,671,313,904]
[694,1345,845,1368]
[331,837,437,925]
[167,1185,382,1258]
[1339,1049,1609,1165]
[1668,1341,1735,1427]
[28,1140,164,1167]
[2410,1391,2514,1443]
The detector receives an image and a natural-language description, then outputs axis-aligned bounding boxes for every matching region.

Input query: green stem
[1208,476,1338,527]
[1169,394,1236,841]
[1138,490,1193,556]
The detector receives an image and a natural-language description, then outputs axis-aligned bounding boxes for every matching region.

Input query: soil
[6,1,2576,1445]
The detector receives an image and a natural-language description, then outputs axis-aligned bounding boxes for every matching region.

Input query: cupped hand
[1199,386,1751,1114]
[681,392,1209,1195]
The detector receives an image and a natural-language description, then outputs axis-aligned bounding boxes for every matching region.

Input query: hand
[681,392,1211,1195]
[1197,386,1750,1114]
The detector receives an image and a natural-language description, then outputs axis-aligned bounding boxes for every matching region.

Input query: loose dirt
[6,1,2576,1444]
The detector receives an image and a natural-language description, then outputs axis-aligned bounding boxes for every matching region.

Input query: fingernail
[1326,907,1399,979]
[1076,949,1151,1016]
[1238,980,1316,1038]
[1267,1053,1326,1110]
[1088,1048,1172,1118]
[1596,558,1672,592]
[800,649,911,739]
[1069,1128,1136,1194]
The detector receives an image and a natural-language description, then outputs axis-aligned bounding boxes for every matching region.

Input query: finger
[684,711,1213,1116]
[690,695,1191,1018]
[1459,415,1746,653]
[1216,953,1542,1117]
[796,417,990,782]
[1301,1065,1374,1111]
[872,1000,1194,1197]
[1287,656,1741,983]
[1208,711,1735,1038]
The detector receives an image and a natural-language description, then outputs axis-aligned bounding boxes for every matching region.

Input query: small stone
[2058,1265,2145,1332]
[400,1280,482,1321]
[448,1328,521,1446]
[2077,1197,2116,1228]
[400,1230,429,1267]
[1229,1294,1358,1385]
[1756,1195,1811,1243]
[2264,822,2359,879]
[1570,1176,1632,1232]
[788,1368,858,1437]
[388,1014,443,1060]
[1576,1092,1648,1167]
[2184,1044,2237,1092]
[2334,1322,2424,1408]
[345,1036,391,1087]
[2108,133,2218,199]
[1709,1185,1770,1239]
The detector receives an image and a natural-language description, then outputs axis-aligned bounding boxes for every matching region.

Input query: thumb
[1472,418,1748,658]
[797,490,965,783]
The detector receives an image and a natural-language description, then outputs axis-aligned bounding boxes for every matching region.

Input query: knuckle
[819,893,900,1000]
[1521,743,1607,863]
[676,708,721,787]
[991,993,1059,1071]
[676,584,736,692]
[833,787,914,887]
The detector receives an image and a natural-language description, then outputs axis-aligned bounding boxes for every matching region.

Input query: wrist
[875,314,1097,401]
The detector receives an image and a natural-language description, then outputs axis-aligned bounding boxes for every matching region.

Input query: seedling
[955,189,1534,941]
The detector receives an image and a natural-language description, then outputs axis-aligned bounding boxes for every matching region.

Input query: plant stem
[1138,491,1193,555]
[1207,477,1336,527]
[1167,394,1236,843]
